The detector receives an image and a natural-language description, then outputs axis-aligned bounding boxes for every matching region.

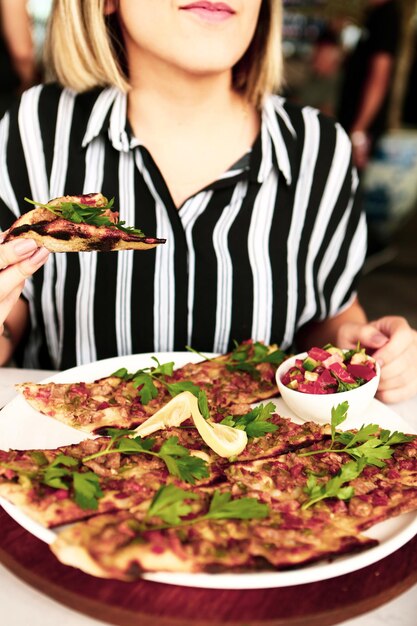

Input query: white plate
[1,352,417,590]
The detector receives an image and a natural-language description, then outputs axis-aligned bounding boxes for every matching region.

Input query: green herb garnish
[225,341,286,378]
[298,402,414,468]
[186,341,286,380]
[144,485,269,529]
[112,357,206,406]
[112,357,175,405]
[82,430,209,485]
[302,458,366,509]
[42,454,103,510]
[24,197,146,237]
[220,402,278,438]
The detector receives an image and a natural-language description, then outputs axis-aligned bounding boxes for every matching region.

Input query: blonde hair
[45,0,283,108]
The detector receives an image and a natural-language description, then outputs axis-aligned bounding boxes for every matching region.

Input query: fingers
[337,316,417,403]
[0,238,38,270]
[376,326,417,403]
[0,246,50,302]
[370,317,411,366]
[0,283,24,335]
[376,376,417,404]
[337,321,389,351]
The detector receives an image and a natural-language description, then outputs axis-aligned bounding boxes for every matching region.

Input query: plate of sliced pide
[1,341,416,589]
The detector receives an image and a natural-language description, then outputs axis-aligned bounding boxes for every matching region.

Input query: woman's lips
[180,1,236,23]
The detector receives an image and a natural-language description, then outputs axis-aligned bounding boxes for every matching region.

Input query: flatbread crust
[3,193,165,252]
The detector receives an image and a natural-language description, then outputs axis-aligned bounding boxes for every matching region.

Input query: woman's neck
[127,57,244,135]
[125,54,260,208]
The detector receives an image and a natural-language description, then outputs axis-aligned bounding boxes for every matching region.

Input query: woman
[0,0,416,403]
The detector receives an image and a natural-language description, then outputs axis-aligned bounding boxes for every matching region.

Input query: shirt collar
[81,89,297,185]
[257,95,297,186]
[82,87,137,152]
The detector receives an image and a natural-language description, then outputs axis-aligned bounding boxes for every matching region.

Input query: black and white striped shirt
[0,84,366,370]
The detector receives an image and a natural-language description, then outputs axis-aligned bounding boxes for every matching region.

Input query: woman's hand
[336,316,417,404]
[0,237,49,361]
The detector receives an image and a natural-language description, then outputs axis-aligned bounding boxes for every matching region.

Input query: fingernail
[372,333,387,346]
[13,239,38,255]
[30,247,49,264]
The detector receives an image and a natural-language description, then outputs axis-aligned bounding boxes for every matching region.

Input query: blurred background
[281,0,417,328]
[0,0,416,328]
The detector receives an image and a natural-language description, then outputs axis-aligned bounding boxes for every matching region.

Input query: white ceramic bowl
[276,352,381,425]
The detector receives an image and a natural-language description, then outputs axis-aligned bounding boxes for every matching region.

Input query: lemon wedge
[133,391,248,458]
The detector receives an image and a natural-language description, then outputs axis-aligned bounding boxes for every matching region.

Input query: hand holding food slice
[2,194,166,252]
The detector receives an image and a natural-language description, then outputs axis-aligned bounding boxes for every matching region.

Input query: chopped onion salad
[281,345,377,394]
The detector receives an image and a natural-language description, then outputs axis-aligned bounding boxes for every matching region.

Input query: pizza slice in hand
[2,193,166,252]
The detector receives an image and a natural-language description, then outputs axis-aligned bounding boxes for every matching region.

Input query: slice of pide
[2,193,165,252]
[15,375,171,434]
[172,342,283,411]
[0,435,220,527]
[226,437,417,529]
[15,341,284,435]
[50,507,377,580]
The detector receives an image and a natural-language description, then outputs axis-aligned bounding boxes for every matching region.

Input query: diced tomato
[328,362,356,383]
[307,347,331,361]
[346,363,376,382]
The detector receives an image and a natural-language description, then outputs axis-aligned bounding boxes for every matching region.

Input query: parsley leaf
[143,486,269,530]
[131,373,159,405]
[379,430,415,446]
[165,381,201,397]
[146,485,199,525]
[220,402,278,438]
[299,402,415,469]
[42,454,103,510]
[198,390,210,420]
[302,458,366,509]
[150,357,175,377]
[72,471,103,510]
[331,402,349,441]
[28,450,49,467]
[158,436,209,484]
[205,490,269,520]
[225,341,286,378]
[83,432,209,485]
[116,436,156,454]
[111,358,202,405]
